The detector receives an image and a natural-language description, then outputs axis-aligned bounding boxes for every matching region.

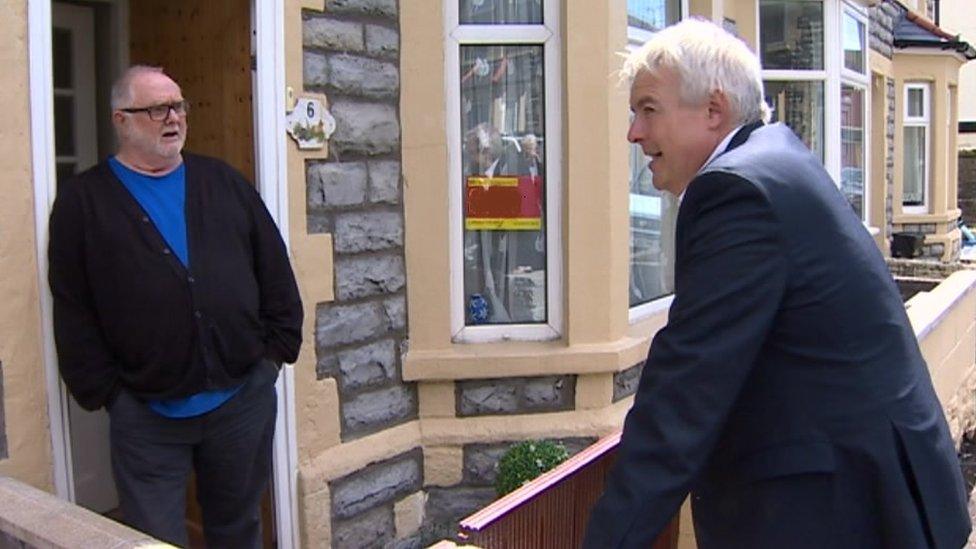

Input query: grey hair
[110,65,167,110]
[621,18,770,125]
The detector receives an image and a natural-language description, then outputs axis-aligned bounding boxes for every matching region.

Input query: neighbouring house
[0,1,973,548]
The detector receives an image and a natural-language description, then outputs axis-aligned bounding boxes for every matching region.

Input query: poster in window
[465,175,543,230]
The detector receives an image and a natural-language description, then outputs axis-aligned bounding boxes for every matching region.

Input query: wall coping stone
[0,477,168,548]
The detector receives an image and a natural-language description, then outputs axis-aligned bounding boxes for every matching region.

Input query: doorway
[38,1,294,546]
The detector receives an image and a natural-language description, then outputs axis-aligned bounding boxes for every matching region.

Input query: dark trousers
[108,362,278,548]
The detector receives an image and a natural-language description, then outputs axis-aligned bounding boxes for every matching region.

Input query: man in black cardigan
[583,19,970,548]
[48,65,303,548]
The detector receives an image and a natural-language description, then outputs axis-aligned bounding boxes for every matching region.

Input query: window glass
[459,0,542,24]
[842,11,865,73]
[52,28,72,89]
[903,126,926,205]
[841,84,865,217]
[627,0,680,34]
[629,142,676,306]
[460,44,547,325]
[765,80,825,160]
[759,0,824,71]
[907,87,925,118]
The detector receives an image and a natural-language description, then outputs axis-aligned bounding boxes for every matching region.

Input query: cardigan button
[162,248,171,255]
[141,216,149,223]
[194,311,202,319]
[187,276,195,283]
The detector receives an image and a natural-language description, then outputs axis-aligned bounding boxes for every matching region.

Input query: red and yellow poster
[465,175,543,230]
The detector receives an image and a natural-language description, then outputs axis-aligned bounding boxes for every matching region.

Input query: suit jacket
[583,123,971,548]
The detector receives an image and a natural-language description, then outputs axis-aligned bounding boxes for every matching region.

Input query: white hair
[110,65,167,110]
[621,18,770,125]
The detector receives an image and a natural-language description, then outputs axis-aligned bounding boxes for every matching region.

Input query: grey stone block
[343,385,417,433]
[331,101,400,156]
[316,351,340,380]
[307,211,331,234]
[328,54,399,98]
[335,211,404,253]
[523,376,573,411]
[335,254,406,300]
[613,362,644,402]
[366,25,399,59]
[383,296,407,331]
[331,505,394,548]
[457,382,519,415]
[304,17,364,52]
[330,449,423,520]
[393,533,424,549]
[303,51,329,87]
[336,339,397,391]
[316,301,397,348]
[425,486,497,525]
[368,160,401,204]
[463,443,509,486]
[326,0,397,18]
[308,161,367,209]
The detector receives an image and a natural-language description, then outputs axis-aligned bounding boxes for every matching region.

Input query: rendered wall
[0,0,54,492]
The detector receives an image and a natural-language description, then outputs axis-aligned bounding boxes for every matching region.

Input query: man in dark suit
[584,19,970,548]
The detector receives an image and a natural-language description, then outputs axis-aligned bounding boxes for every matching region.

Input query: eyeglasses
[119,100,190,121]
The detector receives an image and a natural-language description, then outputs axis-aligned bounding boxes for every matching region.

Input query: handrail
[458,430,679,548]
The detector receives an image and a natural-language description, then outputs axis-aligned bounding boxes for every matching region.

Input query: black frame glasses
[119,100,190,121]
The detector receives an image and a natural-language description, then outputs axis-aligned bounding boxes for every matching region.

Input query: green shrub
[495,440,570,496]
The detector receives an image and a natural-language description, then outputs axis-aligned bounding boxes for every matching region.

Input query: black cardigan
[48,153,303,410]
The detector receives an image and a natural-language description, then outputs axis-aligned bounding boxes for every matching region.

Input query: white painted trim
[451,25,552,43]
[30,0,74,503]
[629,295,675,324]
[446,1,563,343]
[761,69,828,81]
[252,1,298,547]
[903,82,931,214]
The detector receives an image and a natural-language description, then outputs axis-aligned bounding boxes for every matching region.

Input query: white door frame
[29,1,299,547]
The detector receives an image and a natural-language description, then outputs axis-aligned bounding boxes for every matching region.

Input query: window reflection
[760,0,824,71]
[841,84,865,217]
[461,44,547,325]
[765,80,825,160]
[459,0,542,25]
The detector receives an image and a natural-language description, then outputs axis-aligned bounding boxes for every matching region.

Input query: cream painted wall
[0,0,54,491]
[940,0,976,150]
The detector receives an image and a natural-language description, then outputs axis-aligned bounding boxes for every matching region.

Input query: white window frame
[840,2,871,223]
[759,0,872,223]
[445,1,562,343]
[903,82,931,214]
[627,0,687,323]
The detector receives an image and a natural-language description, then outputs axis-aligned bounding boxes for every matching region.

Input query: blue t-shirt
[109,157,242,418]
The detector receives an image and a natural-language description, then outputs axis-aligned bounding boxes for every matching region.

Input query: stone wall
[455,376,576,416]
[303,0,415,443]
[887,77,896,242]
[959,154,976,226]
[887,257,971,279]
[613,361,644,402]
[870,2,899,59]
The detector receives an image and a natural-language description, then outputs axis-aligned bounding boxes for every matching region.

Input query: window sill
[404,320,667,381]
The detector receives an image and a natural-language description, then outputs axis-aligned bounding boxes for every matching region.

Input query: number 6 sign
[286,96,336,150]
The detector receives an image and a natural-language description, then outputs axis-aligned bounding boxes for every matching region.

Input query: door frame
[28,1,298,547]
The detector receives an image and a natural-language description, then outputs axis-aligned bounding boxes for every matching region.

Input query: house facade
[0,0,971,547]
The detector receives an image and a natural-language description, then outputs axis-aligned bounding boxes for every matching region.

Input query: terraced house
[0,0,974,547]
